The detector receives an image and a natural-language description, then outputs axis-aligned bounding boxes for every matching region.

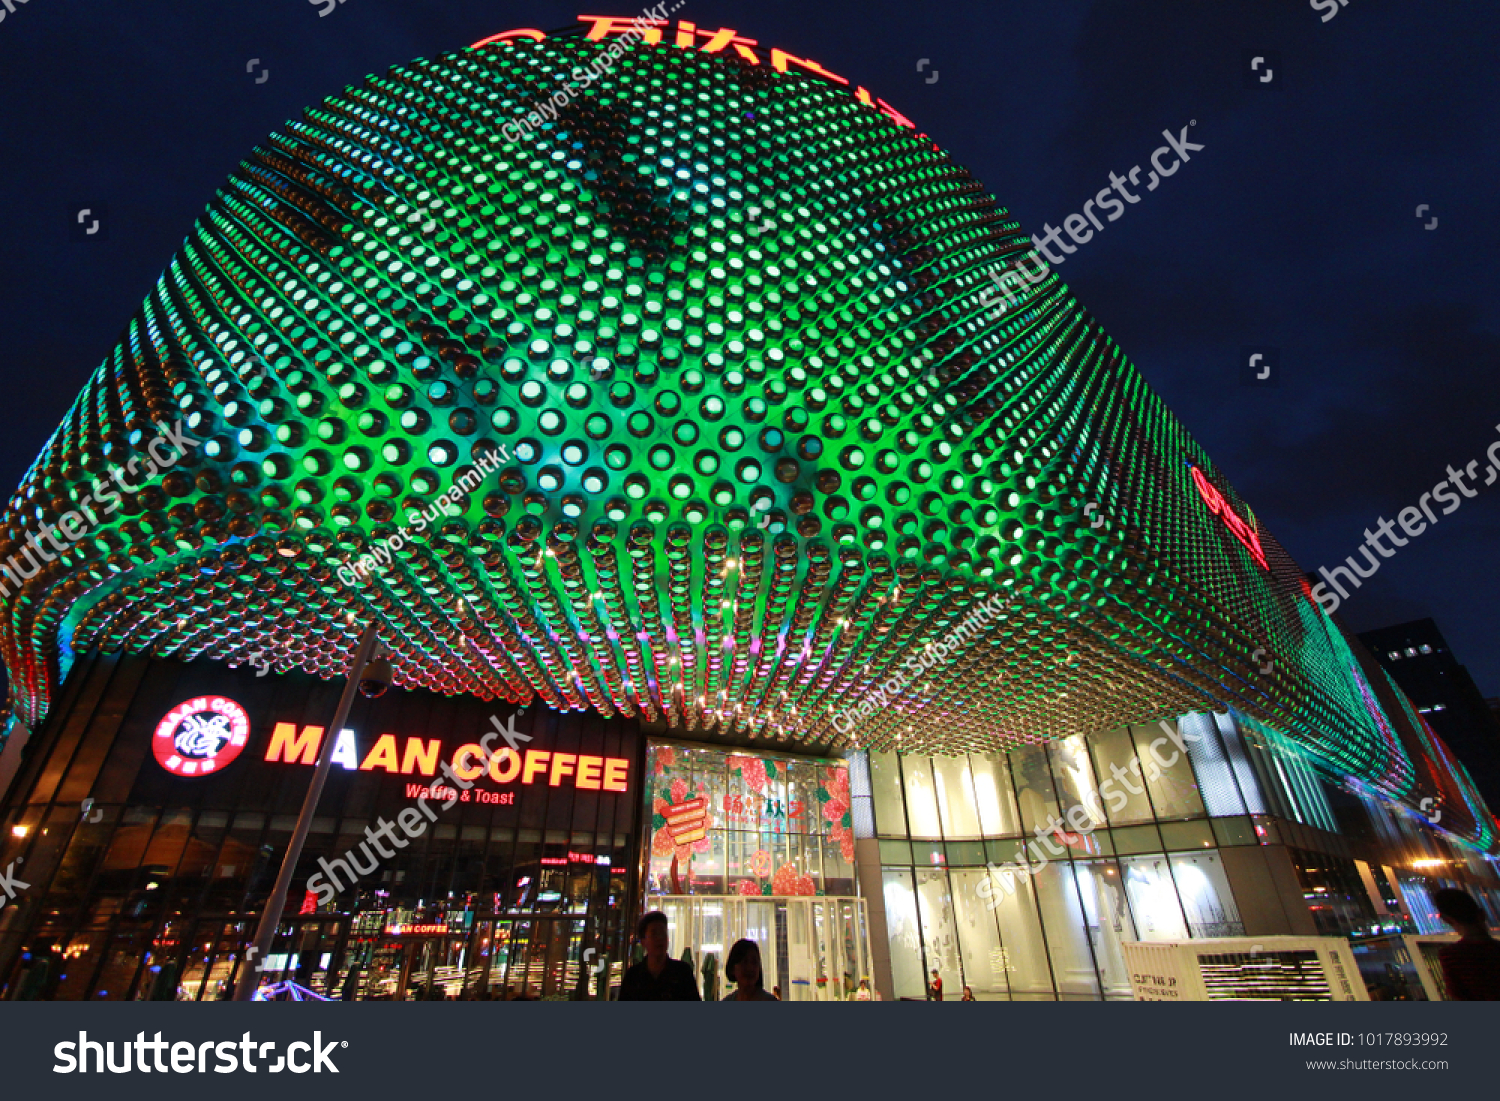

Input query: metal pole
[234,619,380,1000]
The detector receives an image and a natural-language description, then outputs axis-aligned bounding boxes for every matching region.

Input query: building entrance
[650,895,871,1001]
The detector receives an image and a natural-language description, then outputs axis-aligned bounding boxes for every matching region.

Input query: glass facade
[4,651,1497,1003]
[642,742,855,898]
[641,742,870,1000]
[873,717,1256,1000]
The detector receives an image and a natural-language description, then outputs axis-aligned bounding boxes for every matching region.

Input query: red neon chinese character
[577,14,667,45]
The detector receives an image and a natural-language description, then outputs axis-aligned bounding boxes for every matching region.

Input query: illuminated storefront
[859,716,1500,1000]
[0,14,1496,1000]
[0,654,642,999]
[640,742,871,1000]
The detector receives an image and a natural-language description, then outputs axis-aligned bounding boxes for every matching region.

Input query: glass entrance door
[648,895,870,1001]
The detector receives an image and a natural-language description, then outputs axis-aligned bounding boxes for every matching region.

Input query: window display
[1034,863,1100,998]
[1168,852,1243,938]
[1131,722,1207,820]
[645,743,855,897]
[882,869,926,999]
[933,755,983,839]
[1121,855,1190,941]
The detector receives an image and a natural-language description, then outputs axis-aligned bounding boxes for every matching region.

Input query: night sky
[0,0,1495,695]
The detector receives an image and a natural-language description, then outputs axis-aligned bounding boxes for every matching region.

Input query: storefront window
[881,868,925,999]
[932,755,982,839]
[1033,862,1100,998]
[869,750,907,837]
[646,743,854,898]
[949,869,1008,997]
[1132,722,1206,820]
[969,753,1021,837]
[1121,854,1189,941]
[1168,851,1243,937]
[1011,743,1062,835]
[1049,736,1106,830]
[915,868,961,998]
[990,865,1053,998]
[1089,727,1154,825]
[901,757,943,839]
[1073,859,1136,998]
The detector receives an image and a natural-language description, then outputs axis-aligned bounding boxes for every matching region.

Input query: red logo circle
[153,696,251,777]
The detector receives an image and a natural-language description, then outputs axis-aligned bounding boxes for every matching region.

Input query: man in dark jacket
[618,911,701,1001]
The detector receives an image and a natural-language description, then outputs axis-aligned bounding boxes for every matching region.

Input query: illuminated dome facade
[1,20,1492,847]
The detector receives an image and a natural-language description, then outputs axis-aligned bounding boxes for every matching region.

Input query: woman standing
[722,939,779,1001]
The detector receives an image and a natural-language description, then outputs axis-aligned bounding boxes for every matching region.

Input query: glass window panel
[1120,854,1188,941]
[1048,735,1106,830]
[1131,722,1206,820]
[1033,862,1100,998]
[1010,743,1060,835]
[1168,851,1244,938]
[946,841,986,865]
[969,753,1020,837]
[1182,712,1249,816]
[880,868,925,999]
[1210,816,1258,847]
[911,840,946,869]
[1073,858,1136,998]
[914,868,961,999]
[1089,727,1154,825]
[932,755,981,839]
[901,756,943,840]
[1159,820,1214,851]
[820,831,855,896]
[1110,824,1163,855]
[869,750,907,838]
[950,868,1009,997]
[990,863,1053,996]
[878,839,912,865]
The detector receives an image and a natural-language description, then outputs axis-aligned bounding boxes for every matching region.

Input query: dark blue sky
[0,0,1495,694]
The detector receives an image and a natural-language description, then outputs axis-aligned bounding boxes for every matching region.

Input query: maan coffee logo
[153,696,251,777]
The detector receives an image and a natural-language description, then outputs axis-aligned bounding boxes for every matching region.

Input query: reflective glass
[932,754,981,839]
[1168,851,1243,937]
[1120,853,1188,941]
[901,756,943,840]
[969,752,1021,837]
[881,868,926,999]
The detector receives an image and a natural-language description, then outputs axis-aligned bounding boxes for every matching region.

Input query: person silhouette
[721,939,778,1001]
[1431,888,1500,1000]
[618,912,701,1001]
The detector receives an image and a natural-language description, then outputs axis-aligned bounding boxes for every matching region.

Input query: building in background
[1360,619,1500,812]
[0,15,1496,1001]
